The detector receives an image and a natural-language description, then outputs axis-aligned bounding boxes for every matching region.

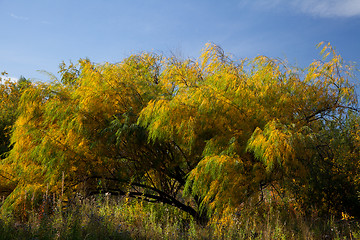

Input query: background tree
[0,74,31,197]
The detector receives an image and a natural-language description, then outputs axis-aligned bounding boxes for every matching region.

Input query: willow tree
[2,43,359,221]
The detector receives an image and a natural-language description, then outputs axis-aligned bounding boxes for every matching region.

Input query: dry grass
[0,194,359,239]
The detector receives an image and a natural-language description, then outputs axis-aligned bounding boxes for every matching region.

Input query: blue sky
[1,0,360,83]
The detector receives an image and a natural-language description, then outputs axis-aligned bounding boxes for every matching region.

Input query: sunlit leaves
[1,43,359,221]
[247,120,296,171]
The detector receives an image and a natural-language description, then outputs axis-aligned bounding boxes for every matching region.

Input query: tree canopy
[1,42,359,222]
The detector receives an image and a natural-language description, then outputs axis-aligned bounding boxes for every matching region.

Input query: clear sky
[1,0,360,83]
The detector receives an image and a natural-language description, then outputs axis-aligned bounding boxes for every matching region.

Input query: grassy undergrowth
[1,195,359,239]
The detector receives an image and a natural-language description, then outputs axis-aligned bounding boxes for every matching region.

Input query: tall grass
[0,194,359,239]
